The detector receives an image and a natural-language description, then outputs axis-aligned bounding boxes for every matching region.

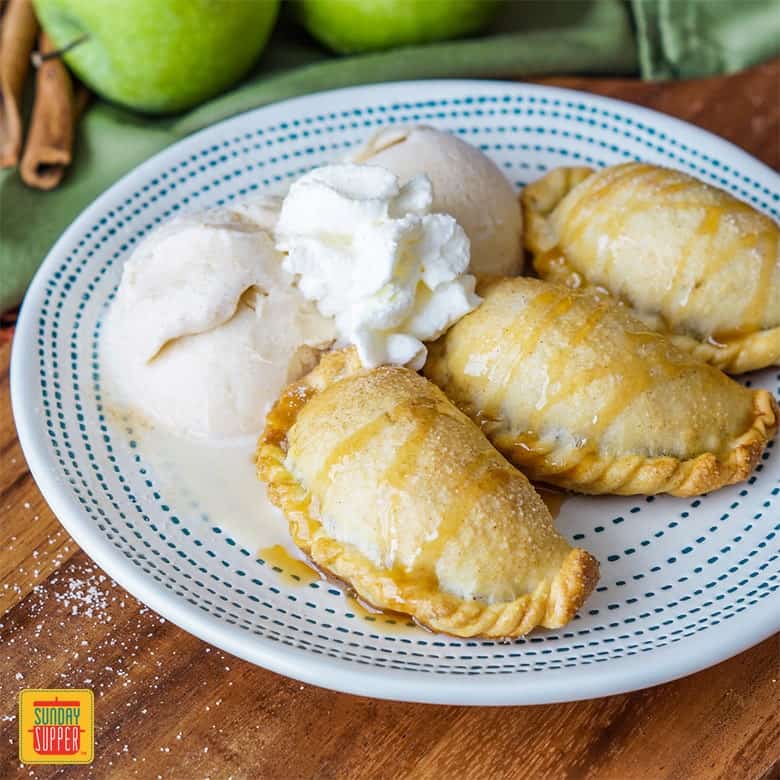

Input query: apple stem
[31,33,90,68]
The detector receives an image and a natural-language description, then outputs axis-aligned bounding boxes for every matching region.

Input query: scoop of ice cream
[275,163,481,370]
[206,194,282,234]
[102,211,335,440]
[350,125,523,277]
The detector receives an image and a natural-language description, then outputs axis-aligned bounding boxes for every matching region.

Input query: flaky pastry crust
[257,349,598,638]
[522,164,780,374]
[484,390,777,497]
[424,277,778,497]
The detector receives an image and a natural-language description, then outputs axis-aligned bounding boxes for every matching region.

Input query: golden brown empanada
[523,162,780,374]
[424,277,778,497]
[257,348,598,638]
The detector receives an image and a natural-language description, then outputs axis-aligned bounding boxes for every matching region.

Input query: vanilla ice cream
[207,193,282,234]
[275,163,481,370]
[102,209,335,440]
[350,125,523,277]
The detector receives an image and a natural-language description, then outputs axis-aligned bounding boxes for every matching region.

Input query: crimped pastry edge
[435,379,779,498]
[521,165,780,375]
[256,348,599,639]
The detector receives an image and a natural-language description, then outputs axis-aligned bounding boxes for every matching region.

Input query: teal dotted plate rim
[11,81,780,705]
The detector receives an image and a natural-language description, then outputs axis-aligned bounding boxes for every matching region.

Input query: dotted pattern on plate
[32,87,779,680]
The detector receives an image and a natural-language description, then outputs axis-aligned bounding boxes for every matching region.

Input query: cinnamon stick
[0,0,38,167]
[20,32,86,190]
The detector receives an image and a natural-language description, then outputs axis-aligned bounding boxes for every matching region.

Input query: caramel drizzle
[382,401,441,490]
[661,205,724,315]
[534,247,574,279]
[742,229,778,333]
[563,163,761,253]
[313,411,393,494]
[471,287,699,458]
[584,169,680,283]
[578,345,692,444]
[698,232,759,289]
[311,396,490,584]
[525,301,611,434]
[661,205,778,335]
[538,164,680,284]
[563,163,661,250]
[553,163,780,339]
[481,288,576,419]
[311,387,545,597]
[378,402,514,587]
[563,164,751,248]
[524,337,688,458]
[380,402,440,569]
[411,451,502,575]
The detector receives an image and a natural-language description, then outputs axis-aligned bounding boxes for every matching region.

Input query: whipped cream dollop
[275,163,481,369]
[102,207,335,440]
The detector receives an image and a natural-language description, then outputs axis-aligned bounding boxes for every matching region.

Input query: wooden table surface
[1,60,779,779]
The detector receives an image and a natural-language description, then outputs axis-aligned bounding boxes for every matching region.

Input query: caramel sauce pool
[258,545,417,630]
[258,544,318,585]
[535,486,569,519]
[344,595,416,629]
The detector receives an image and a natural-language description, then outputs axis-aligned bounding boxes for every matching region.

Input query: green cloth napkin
[2,0,778,312]
[632,0,780,79]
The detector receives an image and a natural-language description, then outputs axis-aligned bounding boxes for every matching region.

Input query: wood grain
[1,60,779,779]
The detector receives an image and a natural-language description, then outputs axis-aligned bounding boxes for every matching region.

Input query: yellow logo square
[18,689,94,765]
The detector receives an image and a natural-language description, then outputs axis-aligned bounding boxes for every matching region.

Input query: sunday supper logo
[18,689,94,765]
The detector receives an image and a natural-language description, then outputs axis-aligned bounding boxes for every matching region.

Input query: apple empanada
[257,348,598,638]
[522,162,780,374]
[424,277,778,497]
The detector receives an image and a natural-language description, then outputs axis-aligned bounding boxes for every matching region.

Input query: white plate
[12,81,780,705]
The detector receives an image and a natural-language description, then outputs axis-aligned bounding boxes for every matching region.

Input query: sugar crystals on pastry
[257,348,598,638]
[522,162,780,374]
[424,277,778,497]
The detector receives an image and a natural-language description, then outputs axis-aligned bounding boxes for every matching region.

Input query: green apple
[33,0,280,114]
[296,0,500,54]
